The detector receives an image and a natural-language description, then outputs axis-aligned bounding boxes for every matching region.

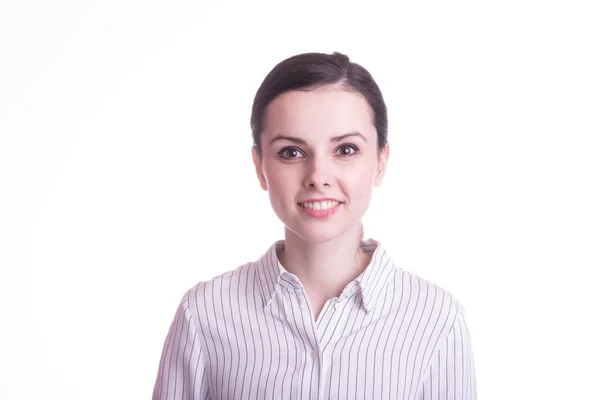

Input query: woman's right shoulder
[181,260,258,303]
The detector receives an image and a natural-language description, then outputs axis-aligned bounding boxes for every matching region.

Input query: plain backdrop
[1,1,599,399]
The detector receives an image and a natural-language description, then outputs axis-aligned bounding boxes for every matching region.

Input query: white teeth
[301,201,340,210]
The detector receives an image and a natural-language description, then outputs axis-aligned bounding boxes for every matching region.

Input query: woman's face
[253,87,389,244]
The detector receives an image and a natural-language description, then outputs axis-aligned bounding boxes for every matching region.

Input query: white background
[1,1,599,399]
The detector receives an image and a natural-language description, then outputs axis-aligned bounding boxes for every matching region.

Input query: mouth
[297,200,343,218]
[297,200,342,211]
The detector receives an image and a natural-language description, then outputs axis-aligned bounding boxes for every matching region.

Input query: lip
[298,198,343,203]
[297,200,343,219]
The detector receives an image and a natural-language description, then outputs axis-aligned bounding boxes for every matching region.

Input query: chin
[274,205,363,244]
[285,222,356,245]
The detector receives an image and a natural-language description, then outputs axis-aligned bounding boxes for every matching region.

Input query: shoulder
[183,261,256,304]
[390,267,468,328]
[371,240,466,315]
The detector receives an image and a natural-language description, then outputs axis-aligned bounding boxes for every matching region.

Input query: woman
[152,52,477,400]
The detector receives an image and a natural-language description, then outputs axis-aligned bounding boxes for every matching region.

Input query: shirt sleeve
[152,293,211,400]
[419,307,478,400]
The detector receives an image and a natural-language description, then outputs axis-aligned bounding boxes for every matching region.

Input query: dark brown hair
[250,52,388,158]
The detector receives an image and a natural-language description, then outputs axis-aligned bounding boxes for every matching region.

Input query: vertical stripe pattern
[152,239,477,399]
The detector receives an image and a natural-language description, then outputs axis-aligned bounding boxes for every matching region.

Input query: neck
[277,223,371,301]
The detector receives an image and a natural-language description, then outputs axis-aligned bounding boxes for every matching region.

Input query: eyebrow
[268,131,368,145]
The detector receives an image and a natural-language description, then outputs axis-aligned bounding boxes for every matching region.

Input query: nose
[303,157,332,189]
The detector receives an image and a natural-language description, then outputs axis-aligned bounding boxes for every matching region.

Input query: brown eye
[278,147,304,159]
[336,144,358,156]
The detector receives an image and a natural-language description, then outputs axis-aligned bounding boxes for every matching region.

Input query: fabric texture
[152,239,477,400]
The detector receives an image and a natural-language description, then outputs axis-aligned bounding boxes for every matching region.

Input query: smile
[299,200,341,210]
[297,201,343,218]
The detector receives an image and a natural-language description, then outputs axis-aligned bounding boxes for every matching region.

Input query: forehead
[262,88,375,139]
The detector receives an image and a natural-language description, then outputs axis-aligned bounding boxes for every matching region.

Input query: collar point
[263,295,274,309]
[362,300,374,314]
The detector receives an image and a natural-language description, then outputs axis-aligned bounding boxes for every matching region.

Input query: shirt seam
[183,289,212,399]
[415,302,463,392]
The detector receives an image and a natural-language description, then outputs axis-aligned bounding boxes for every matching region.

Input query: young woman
[152,52,477,400]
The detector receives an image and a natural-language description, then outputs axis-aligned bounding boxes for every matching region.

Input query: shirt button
[335,301,342,310]
[310,351,318,360]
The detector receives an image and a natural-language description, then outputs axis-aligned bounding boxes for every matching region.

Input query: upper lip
[298,198,343,203]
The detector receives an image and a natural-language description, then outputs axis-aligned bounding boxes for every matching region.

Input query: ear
[252,147,268,191]
[374,143,390,187]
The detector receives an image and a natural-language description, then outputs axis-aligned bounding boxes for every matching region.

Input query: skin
[252,85,390,321]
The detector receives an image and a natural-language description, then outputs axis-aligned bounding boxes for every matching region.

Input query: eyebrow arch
[269,131,368,145]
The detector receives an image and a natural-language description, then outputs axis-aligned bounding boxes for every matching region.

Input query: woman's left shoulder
[389,265,470,320]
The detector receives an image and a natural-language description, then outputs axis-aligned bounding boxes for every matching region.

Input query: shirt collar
[256,239,397,314]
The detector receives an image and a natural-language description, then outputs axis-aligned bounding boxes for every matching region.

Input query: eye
[278,147,305,160]
[336,144,358,156]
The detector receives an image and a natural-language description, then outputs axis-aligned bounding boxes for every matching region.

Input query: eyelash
[277,144,359,160]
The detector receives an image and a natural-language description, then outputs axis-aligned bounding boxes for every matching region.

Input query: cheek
[340,169,376,210]
[264,163,283,184]
[344,164,376,192]
[263,162,296,197]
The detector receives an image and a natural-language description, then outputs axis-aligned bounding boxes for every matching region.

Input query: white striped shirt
[152,239,477,399]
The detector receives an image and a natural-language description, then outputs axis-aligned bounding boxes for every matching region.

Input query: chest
[198,290,433,400]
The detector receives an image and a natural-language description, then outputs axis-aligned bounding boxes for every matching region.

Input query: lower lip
[298,202,342,218]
